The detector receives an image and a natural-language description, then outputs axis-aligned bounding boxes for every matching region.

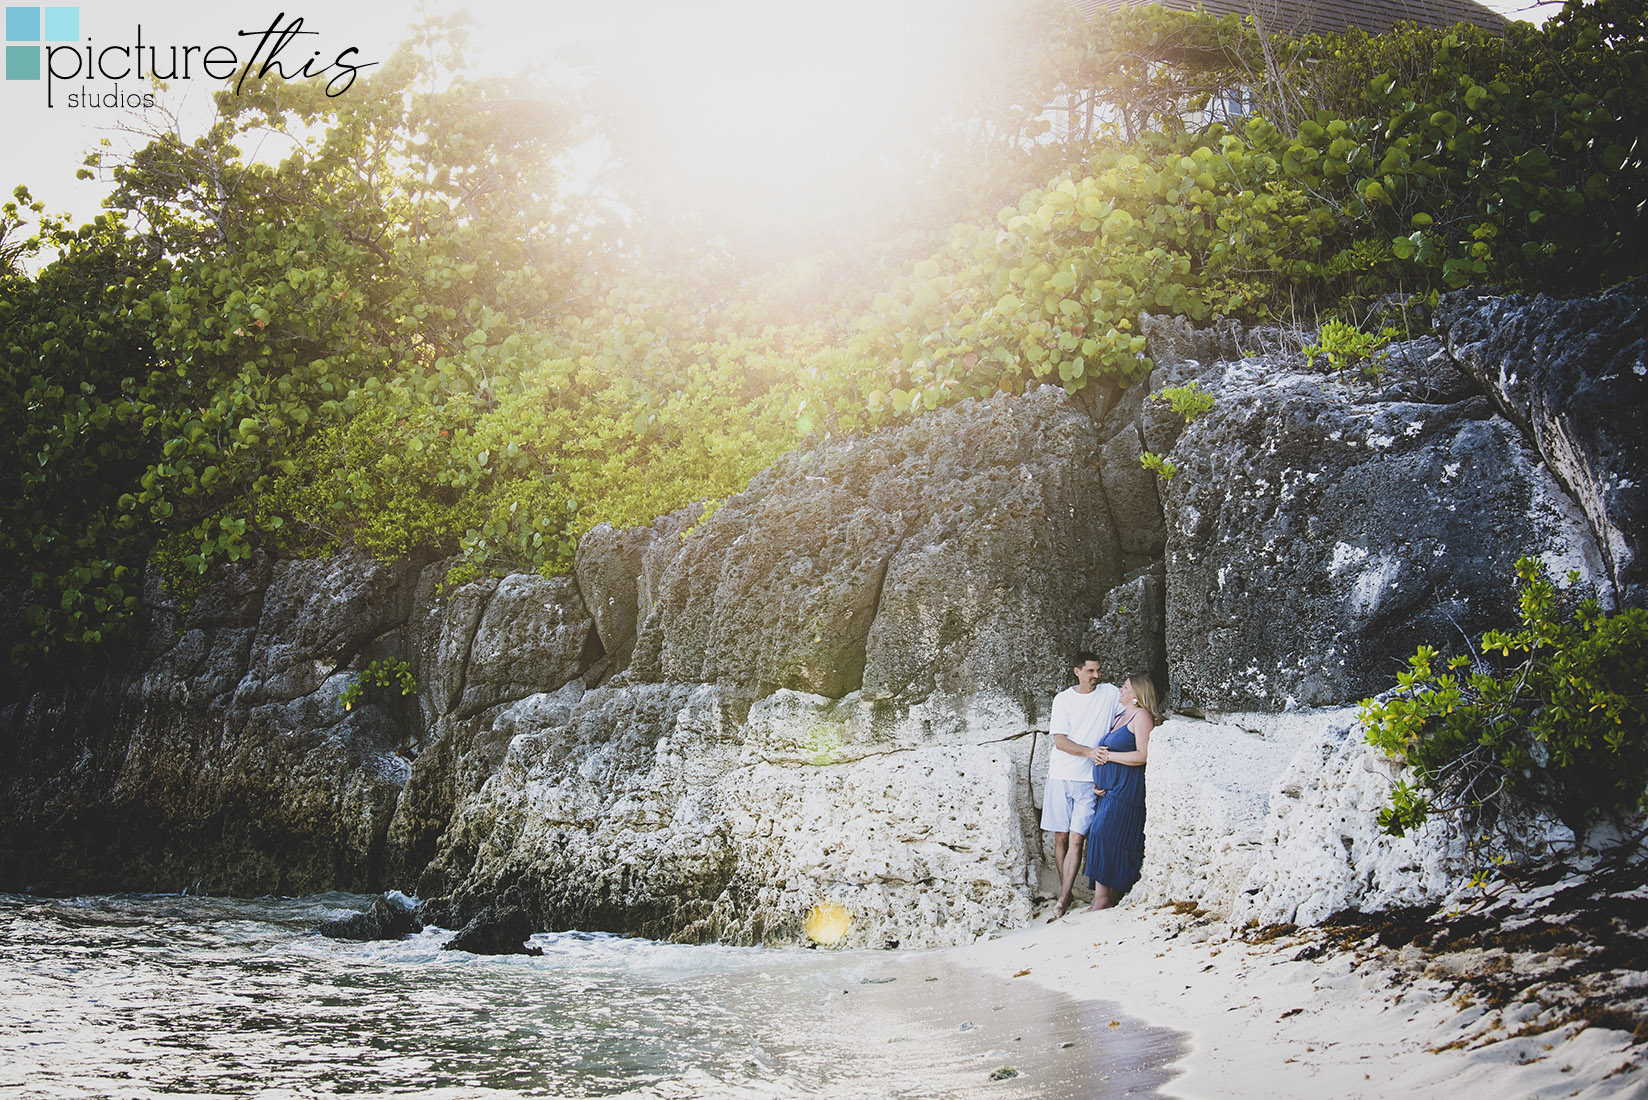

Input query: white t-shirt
[1046,683,1122,783]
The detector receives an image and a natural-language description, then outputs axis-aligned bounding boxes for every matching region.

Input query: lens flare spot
[804,902,851,946]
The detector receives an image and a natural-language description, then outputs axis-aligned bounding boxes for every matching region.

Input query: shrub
[1303,319,1398,377]
[1139,451,1177,480]
[1151,381,1215,422]
[340,658,417,712]
[1361,557,1648,841]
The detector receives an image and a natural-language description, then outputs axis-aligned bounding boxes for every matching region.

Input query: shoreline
[940,896,1644,1098]
[4,886,1641,1097]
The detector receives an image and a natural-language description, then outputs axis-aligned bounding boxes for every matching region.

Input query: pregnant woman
[1084,673,1162,911]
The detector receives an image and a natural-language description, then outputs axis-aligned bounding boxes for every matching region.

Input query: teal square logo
[6,7,40,41]
[6,6,72,80]
[5,41,38,78]
[42,6,73,40]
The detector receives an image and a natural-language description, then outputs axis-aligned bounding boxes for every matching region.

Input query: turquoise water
[0,893,1185,1098]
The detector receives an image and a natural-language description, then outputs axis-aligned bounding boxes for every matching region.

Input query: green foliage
[339,658,417,712]
[1361,557,1648,840]
[827,0,1647,426]
[1139,452,1178,481]
[1303,320,1399,376]
[1,27,806,662]
[1152,381,1216,422]
[4,4,1647,670]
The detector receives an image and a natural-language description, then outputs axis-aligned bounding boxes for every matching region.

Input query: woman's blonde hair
[1127,673,1165,724]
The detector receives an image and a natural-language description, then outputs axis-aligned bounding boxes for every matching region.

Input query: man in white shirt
[1042,651,1122,919]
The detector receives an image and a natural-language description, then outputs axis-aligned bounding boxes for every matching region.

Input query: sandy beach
[936,898,1646,1099]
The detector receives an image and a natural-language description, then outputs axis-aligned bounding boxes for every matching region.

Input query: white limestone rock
[715,743,1036,948]
[1118,709,1560,928]
[1230,712,1472,926]
[1128,714,1316,913]
[422,681,1042,948]
[1232,714,1576,927]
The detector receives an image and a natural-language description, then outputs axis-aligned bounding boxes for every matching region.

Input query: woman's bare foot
[1085,886,1114,912]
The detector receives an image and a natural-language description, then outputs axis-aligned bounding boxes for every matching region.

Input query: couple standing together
[1041,652,1163,919]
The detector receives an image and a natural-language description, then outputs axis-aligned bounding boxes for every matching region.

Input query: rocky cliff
[2,283,1642,946]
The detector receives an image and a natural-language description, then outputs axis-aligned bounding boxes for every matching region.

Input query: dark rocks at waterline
[316,894,424,941]
[0,549,419,898]
[441,903,543,956]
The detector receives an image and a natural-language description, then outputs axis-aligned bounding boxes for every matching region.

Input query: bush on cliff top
[818,0,1647,427]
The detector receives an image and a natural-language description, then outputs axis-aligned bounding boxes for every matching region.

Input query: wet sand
[792,950,1188,1098]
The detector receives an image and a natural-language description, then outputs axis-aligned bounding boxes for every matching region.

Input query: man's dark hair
[1073,650,1100,667]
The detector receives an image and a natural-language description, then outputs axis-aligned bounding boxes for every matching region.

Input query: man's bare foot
[1048,902,1069,922]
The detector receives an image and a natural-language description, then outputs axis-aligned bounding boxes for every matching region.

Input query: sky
[2,0,1555,237]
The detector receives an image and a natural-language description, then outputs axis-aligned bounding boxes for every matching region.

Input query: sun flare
[557,0,1005,239]
[804,901,853,946]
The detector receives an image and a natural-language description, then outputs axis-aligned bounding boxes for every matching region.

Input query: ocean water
[0,893,1185,1099]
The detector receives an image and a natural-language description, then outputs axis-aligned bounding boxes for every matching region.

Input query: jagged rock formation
[440,901,543,956]
[2,285,1642,946]
[1153,339,1607,712]
[0,550,423,894]
[1439,280,1648,608]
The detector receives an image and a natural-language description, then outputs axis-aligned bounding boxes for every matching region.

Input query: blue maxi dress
[1085,712,1147,895]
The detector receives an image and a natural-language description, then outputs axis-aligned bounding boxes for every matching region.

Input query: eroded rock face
[0,551,421,895]
[417,683,1038,948]
[633,387,1118,721]
[384,568,592,888]
[572,520,679,678]
[455,574,594,717]
[1231,713,1482,926]
[1158,363,1609,711]
[1123,709,1572,925]
[235,551,421,708]
[1440,281,1648,608]
[1082,568,1166,690]
[1129,713,1318,914]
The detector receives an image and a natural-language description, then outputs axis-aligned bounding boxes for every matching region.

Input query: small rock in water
[858,977,897,985]
[442,903,543,956]
[316,894,423,941]
[958,1021,975,1032]
[989,1066,1019,1081]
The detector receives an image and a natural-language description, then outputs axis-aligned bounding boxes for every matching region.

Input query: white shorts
[1041,778,1098,836]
